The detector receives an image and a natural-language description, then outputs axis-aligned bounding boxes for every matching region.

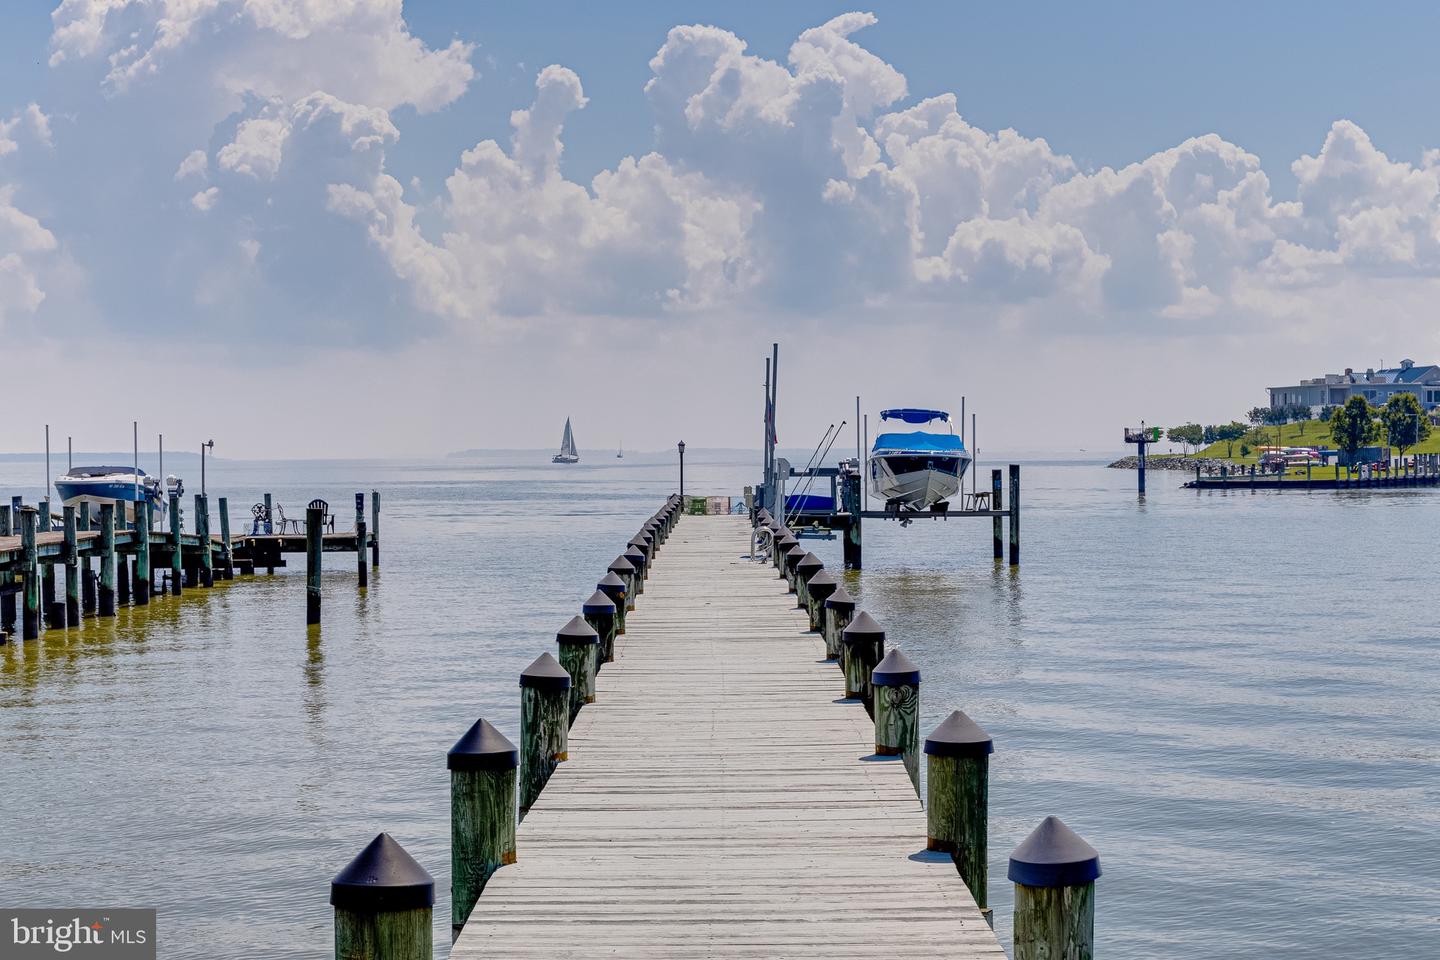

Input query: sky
[4,1,1440,458]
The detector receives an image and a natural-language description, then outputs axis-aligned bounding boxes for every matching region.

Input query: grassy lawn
[1195,419,1440,462]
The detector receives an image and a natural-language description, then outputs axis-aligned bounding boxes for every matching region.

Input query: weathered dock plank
[453,515,1003,959]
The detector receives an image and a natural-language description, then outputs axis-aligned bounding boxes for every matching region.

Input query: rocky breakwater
[1108,455,1230,472]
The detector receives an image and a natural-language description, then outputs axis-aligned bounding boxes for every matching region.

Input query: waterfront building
[1268,359,1440,414]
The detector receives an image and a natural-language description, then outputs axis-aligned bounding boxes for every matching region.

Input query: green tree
[1214,421,1247,457]
[1167,423,1204,454]
[1382,392,1432,459]
[1247,406,1268,427]
[1329,395,1378,465]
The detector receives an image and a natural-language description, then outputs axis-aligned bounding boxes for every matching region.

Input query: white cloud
[190,186,220,211]
[175,149,208,180]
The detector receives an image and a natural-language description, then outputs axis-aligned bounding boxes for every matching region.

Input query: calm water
[1,452,1435,957]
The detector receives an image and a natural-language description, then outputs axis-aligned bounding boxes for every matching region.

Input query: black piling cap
[923,710,993,758]
[628,535,649,549]
[806,570,838,600]
[608,556,635,574]
[448,718,519,771]
[519,651,573,691]
[871,648,920,686]
[1008,816,1101,888]
[796,552,824,575]
[557,615,599,645]
[824,584,856,611]
[842,610,884,645]
[776,533,798,549]
[623,545,646,568]
[598,571,626,590]
[582,589,616,614]
[330,833,435,911]
[785,544,806,559]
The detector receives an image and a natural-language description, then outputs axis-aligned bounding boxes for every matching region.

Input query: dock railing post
[169,494,183,596]
[519,652,571,817]
[925,710,994,922]
[20,506,40,639]
[448,718,518,938]
[805,570,837,633]
[331,834,434,960]
[0,505,14,636]
[583,590,618,665]
[306,505,323,625]
[623,545,646,595]
[841,611,885,710]
[135,500,151,605]
[1008,464,1020,566]
[822,585,855,661]
[784,545,806,594]
[597,572,627,638]
[871,649,921,790]
[217,497,233,581]
[62,507,80,624]
[557,616,600,722]
[1009,817,1100,960]
[608,556,637,613]
[79,503,95,614]
[370,489,380,568]
[196,494,213,587]
[98,503,116,618]
[355,493,367,589]
[795,553,823,612]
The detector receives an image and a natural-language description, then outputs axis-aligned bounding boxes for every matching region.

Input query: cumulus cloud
[0,105,59,328]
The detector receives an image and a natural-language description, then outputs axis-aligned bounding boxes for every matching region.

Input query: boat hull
[869,453,970,511]
[55,476,165,523]
[552,454,580,464]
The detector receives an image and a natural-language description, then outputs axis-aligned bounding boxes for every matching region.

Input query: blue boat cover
[872,432,965,453]
[880,408,949,424]
[785,493,836,512]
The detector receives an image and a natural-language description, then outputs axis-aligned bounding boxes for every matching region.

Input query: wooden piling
[630,533,652,569]
[582,589,617,665]
[448,718,518,935]
[45,553,64,629]
[622,545,647,594]
[169,493,183,595]
[196,494,213,587]
[98,503,116,617]
[774,531,797,573]
[331,833,434,960]
[992,469,1003,560]
[822,585,855,661]
[1009,464,1020,566]
[80,502,95,614]
[794,552,823,612]
[20,507,39,640]
[597,573,627,637]
[519,652,571,816]
[783,544,806,594]
[263,492,274,535]
[306,504,323,625]
[116,548,131,607]
[925,710,994,917]
[63,506,80,624]
[841,611,884,708]
[355,494,367,589]
[0,505,14,636]
[370,489,380,568]
[135,500,151,604]
[217,497,233,581]
[871,648,921,789]
[556,616,600,722]
[608,556,637,613]
[1009,816,1100,960]
[804,570,837,633]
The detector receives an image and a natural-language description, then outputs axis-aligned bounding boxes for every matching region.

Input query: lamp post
[201,439,214,496]
[677,441,686,499]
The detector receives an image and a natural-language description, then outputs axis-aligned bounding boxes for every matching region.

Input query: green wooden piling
[822,585,855,661]
[925,710,994,917]
[169,494,183,595]
[784,544,806,594]
[263,492,274,535]
[134,500,151,604]
[519,652,571,816]
[20,507,39,640]
[872,648,921,790]
[331,833,434,960]
[0,505,14,636]
[1009,817,1100,960]
[195,494,213,587]
[795,552,823,613]
[355,493,367,589]
[116,546,131,608]
[556,616,600,722]
[583,589,618,666]
[774,531,797,572]
[1009,464,1020,566]
[306,504,323,625]
[448,718,518,935]
[45,554,64,629]
[992,468,1003,560]
[841,611,885,709]
[63,506,80,624]
[98,503,116,617]
[597,573,627,638]
[623,545,646,595]
[608,556,637,612]
[79,502,95,614]
[217,497,233,581]
[805,570,837,633]
[370,489,380,568]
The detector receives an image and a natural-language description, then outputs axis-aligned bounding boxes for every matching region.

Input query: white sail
[554,417,580,463]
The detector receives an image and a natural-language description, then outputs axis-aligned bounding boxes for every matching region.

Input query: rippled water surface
[2,452,1435,957]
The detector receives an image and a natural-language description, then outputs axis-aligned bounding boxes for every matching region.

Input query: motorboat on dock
[54,466,170,524]
[869,408,970,511]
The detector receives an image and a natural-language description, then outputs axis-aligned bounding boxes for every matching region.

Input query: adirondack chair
[307,498,336,533]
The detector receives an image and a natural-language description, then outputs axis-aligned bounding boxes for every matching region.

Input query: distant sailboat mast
[553,417,580,463]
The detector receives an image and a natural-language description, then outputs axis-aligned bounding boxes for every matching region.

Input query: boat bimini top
[880,408,950,425]
[873,409,965,456]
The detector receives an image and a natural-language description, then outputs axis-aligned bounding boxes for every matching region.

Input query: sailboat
[617,440,623,460]
[553,417,580,464]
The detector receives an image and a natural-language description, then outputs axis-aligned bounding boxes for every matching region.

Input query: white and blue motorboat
[54,466,169,524]
[869,408,970,511]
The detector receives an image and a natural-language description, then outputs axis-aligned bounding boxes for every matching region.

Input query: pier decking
[451,515,1003,958]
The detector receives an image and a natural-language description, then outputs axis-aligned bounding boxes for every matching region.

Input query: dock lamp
[201,439,214,495]
[678,441,686,499]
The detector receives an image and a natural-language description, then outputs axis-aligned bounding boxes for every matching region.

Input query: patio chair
[307,499,336,533]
